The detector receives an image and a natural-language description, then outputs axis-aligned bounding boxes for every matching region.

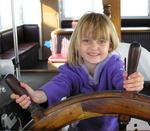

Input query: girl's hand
[10,82,33,109]
[10,82,48,109]
[123,72,144,92]
[11,93,31,109]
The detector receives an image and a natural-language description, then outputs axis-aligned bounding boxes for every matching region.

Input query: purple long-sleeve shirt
[41,53,124,131]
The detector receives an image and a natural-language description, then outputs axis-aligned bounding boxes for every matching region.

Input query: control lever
[5,74,44,121]
[127,42,141,76]
[119,42,142,130]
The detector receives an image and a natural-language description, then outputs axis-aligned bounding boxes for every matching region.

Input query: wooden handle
[5,74,44,121]
[5,74,28,96]
[127,42,141,75]
[30,91,150,130]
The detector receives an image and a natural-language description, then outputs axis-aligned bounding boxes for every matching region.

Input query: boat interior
[0,0,150,130]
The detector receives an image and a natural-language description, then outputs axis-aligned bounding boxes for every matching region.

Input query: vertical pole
[11,0,21,80]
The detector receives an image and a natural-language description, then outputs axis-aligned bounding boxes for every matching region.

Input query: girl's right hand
[10,82,35,109]
[10,82,48,109]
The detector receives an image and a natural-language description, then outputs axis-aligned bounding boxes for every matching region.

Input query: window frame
[121,0,150,18]
[120,0,150,27]
[59,0,103,20]
[0,0,23,31]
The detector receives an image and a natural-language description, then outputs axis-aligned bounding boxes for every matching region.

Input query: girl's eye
[98,39,108,44]
[82,39,90,43]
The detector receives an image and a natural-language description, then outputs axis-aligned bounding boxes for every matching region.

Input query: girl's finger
[10,93,20,99]
[22,101,31,109]
[18,96,30,107]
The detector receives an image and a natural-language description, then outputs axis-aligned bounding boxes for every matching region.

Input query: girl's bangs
[81,22,110,40]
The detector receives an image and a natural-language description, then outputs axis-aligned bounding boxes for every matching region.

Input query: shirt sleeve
[111,56,125,90]
[41,73,73,106]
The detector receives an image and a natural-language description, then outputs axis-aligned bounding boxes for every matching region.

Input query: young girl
[11,13,144,131]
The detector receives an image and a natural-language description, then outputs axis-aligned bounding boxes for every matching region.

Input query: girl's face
[79,36,111,65]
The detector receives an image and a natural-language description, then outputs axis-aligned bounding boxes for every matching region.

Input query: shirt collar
[81,53,113,85]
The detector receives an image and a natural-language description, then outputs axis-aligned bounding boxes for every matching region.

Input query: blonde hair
[67,12,119,65]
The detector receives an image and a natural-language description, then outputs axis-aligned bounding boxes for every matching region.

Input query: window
[59,0,103,20]
[60,0,150,20]
[0,0,12,30]
[22,0,41,24]
[0,0,41,31]
[0,0,23,31]
[121,0,150,17]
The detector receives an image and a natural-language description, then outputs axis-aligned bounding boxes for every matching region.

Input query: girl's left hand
[123,72,144,92]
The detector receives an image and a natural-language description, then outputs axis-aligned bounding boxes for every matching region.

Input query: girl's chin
[86,60,102,64]
[84,57,105,64]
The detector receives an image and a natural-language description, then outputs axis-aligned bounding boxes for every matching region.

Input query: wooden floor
[21,70,58,89]
[20,60,58,89]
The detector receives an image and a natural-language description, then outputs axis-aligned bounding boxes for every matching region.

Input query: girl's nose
[91,40,99,49]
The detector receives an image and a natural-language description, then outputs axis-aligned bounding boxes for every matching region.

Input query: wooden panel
[103,0,121,39]
[41,0,60,41]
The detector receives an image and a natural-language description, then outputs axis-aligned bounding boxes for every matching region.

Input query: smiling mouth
[87,52,100,57]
